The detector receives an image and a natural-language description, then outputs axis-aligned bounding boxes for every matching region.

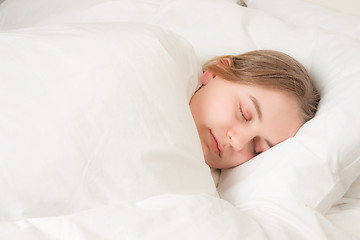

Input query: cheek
[205,105,233,129]
[205,96,234,120]
[191,87,235,129]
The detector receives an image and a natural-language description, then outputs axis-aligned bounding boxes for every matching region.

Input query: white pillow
[0,0,236,30]
[244,0,360,40]
[0,0,161,29]
[0,0,254,65]
[302,0,360,16]
[149,0,257,63]
[0,22,217,221]
[215,7,360,214]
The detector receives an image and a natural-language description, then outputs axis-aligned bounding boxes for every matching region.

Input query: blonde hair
[203,50,320,122]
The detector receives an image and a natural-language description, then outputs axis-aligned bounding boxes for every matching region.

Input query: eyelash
[239,105,248,121]
[252,139,260,156]
[240,105,259,155]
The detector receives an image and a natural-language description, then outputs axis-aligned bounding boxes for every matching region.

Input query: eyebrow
[249,95,262,121]
[249,95,274,148]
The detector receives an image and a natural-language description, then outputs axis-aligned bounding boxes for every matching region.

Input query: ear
[223,58,231,66]
[200,69,215,85]
[201,58,231,85]
[216,57,231,67]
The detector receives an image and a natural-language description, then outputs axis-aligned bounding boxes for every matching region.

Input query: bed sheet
[0,0,360,239]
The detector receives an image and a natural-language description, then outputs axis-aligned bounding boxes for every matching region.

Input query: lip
[210,130,221,157]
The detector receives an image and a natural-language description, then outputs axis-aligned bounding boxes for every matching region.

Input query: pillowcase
[149,0,257,63]
[244,0,360,40]
[0,0,246,66]
[303,0,360,16]
[0,22,217,221]
[0,0,161,29]
[215,5,360,214]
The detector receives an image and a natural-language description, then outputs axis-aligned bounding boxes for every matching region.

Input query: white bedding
[0,0,359,239]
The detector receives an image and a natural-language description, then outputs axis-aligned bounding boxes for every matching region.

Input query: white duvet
[0,0,360,239]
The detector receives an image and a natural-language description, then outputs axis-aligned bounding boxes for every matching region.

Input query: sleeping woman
[189,50,320,169]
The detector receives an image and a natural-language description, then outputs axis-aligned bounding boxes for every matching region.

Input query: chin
[205,159,221,169]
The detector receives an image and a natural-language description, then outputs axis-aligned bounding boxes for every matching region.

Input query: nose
[226,124,255,152]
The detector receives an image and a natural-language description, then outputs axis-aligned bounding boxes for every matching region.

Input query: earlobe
[200,70,215,85]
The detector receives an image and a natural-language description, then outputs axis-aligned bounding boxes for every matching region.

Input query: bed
[0,0,359,239]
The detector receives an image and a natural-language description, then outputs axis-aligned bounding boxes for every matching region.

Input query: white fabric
[327,176,360,237]
[0,22,216,221]
[0,0,161,30]
[0,0,360,239]
[244,0,360,40]
[216,11,360,212]
[140,0,360,216]
[302,0,360,16]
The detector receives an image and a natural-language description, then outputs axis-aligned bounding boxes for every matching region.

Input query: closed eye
[239,105,248,121]
[252,138,262,156]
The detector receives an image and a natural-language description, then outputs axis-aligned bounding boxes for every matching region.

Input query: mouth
[210,130,221,157]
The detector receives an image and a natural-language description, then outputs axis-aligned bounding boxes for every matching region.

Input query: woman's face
[189,71,303,169]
